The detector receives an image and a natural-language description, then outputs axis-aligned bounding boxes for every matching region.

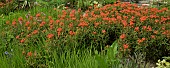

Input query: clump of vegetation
[0,0,170,67]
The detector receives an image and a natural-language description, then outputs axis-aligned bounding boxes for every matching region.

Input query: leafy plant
[13,0,36,10]
[156,59,170,68]
[103,0,116,5]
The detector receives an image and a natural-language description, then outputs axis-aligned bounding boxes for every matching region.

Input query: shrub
[0,0,36,15]
[156,59,170,68]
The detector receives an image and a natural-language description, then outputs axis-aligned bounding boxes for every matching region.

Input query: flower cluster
[3,2,170,61]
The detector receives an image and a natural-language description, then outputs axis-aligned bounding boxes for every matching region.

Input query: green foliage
[156,59,170,68]
[0,2,15,15]
[103,0,117,5]
[36,0,64,7]
[0,0,36,15]
[13,0,36,10]
[0,2,170,67]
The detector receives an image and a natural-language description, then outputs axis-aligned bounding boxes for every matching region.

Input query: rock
[142,4,150,6]
[138,1,149,4]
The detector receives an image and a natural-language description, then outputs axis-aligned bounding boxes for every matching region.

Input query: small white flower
[98,4,102,7]
[156,63,160,66]
[93,1,98,4]
[162,59,166,63]
[158,59,161,62]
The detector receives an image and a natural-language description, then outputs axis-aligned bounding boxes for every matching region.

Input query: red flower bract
[25,21,30,27]
[93,31,97,35]
[135,27,139,32]
[16,35,20,39]
[123,44,129,49]
[27,52,32,57]
[57,28,62,32]
[18,17,23,21]
[140,16,147,22]
[47,34,54,39]
[20,38,25,43]
[12,20,16,26]
[120,34,126,40]
[69,31,76,36]
[102,30,106,34]
[36,13,41,17]
[32,30,38,35]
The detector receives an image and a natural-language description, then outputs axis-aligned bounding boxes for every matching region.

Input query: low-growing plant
[156,58,170,68]
[1,1,170,67]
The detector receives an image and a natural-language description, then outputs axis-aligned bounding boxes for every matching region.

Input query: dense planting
[0,2,170,67]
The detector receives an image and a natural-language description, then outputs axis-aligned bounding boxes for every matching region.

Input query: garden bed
[0,1,170,68]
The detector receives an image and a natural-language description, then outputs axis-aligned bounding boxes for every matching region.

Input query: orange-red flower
[36,13,41,17]
[56,20,60,24]
[94,22,100,27]
[27,52,32,57]
[49,20,54,25]
[50,25,53,30]
[162,27,165,30]
[69,23,73,28]
[60,22,64,26]
[135,27,139,32]
[40,23,44,27]
[162,31,167,35]
[142,38,146,41]
[47,33,54,39]
[120,34,126,40]
[30,16,33,20]
[40,21,46,27]
[151,35,155,39]
[122,20,128,27]
[123,44,129,49]
[154,30,158,34]
[140,16,147,22]
[161,7,168,12]
[93,31,97,35]
[137,39,143,44]
[57,28,62,32]
[16,35,20,39]
[25,21,30,27]
[129,21,134,26]
[78,22,88,27]
[32,30,38,35]
[18,17,23,21]
[147,26,152,31]
[102,30,106,34]
[27,34,31,38]
[57,32,61,37]
[12,20,16,26]
[116,15,122,20]
[20,38,25,43]
[142,26,147,30]
[69,31,76,36]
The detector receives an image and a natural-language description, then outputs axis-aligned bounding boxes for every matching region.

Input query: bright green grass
[0,40,124,68]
